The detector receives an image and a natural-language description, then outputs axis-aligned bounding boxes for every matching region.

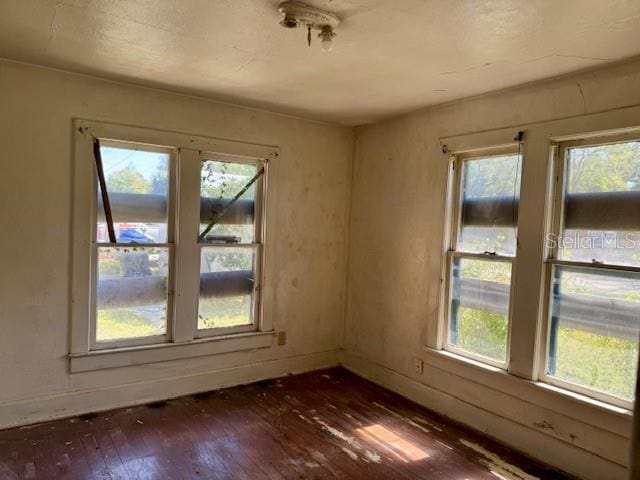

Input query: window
[71,120,277,367]
[94,141,175,348]
[543,136,640,404]
[436,124,640,414]
[197,156,264,335]
[444,150,522,366]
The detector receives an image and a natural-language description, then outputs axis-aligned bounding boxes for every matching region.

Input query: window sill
[422,347,632,436]
[69,330,276,373]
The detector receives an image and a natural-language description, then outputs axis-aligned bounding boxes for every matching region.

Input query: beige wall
[0,60,352,426]
[344,58,640,480]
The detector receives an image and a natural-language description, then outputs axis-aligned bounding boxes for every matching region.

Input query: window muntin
[445,150,522,367]
[544,137,640,405]
[197,156,264,335]
[92,141,174,348]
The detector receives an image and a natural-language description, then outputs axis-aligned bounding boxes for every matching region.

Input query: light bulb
[318,25,335,53]
[320,36,333,52]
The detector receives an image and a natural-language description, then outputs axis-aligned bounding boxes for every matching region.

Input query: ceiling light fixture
[278,1,340,52]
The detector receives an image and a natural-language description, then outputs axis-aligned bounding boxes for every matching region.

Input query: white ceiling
[1,0,640,125]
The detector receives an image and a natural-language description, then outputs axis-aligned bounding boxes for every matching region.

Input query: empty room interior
[2,1,640,479]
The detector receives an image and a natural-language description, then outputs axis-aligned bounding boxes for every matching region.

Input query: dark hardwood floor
[0,368,572,479]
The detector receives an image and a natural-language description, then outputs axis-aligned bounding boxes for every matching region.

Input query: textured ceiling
[1,0,640,125]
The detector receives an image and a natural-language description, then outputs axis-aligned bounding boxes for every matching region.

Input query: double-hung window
[444,148,522,367]
[93,141,176,348]
[197,154,264,336]
[542,134,640,406]
[71,120,276,369]
[439,123,639,413]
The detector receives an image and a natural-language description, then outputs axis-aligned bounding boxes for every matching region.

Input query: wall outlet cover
[414,358,424,375]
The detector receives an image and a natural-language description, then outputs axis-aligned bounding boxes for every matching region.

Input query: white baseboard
[0,349,342,430]
[342,351,628,480]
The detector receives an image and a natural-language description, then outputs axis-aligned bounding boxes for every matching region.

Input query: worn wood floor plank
[0,368,574,479]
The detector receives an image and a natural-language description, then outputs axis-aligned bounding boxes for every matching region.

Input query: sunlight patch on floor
[357,424,429,462]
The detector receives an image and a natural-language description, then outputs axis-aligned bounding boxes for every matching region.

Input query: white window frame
[431,109,640,415]
[88,139,178,351]
[70,119,279,372]
[538,131,640,410]
[441,145,521,369]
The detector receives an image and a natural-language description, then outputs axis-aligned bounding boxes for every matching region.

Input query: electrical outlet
[277,331,287,346]
[414,358,424,375]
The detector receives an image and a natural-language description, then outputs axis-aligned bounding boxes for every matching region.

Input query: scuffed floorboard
[0,368,573,479]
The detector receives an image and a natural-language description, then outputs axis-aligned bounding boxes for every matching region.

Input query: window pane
[547,266,640,400]
[198,247,256,330]
[199,160,258,244]
[449,257,512,362]
[559,141,640,266]
[458,154,521,256]
[96,246,168,342]
[97,145,170,244]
